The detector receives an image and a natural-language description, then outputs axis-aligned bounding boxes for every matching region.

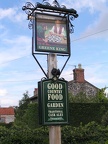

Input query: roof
[0,107,14,115]
[29,95,38,101]
[68,80,99,90]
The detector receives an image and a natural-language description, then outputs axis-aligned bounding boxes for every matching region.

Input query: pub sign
[35,13,70,54]
[38,78,69,125]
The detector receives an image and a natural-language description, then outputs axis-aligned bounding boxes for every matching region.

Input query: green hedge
[62,121,108,144]
[69,103,108,126]
[14,103,108,128]
[1,122,108,144]
[21,103,108,127]
[0,126,49,144]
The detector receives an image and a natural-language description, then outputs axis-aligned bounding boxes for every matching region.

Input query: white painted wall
[1,115,15,123]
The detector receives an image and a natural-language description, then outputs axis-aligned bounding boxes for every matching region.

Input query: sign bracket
[32,53,48,78]
[32,51,70,79]
[22,1,78,32]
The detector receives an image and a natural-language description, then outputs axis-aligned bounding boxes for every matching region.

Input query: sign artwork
[35,13,70,54]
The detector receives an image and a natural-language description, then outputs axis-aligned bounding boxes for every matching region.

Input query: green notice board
[38,78,69,125]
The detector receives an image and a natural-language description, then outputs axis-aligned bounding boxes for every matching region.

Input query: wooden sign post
[48,53,61,144]
[22,1,78,144]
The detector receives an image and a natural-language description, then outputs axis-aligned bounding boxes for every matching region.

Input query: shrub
[62,122,108,144]
[101,111,108,126]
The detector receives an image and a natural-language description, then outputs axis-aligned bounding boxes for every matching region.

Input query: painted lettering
[47,103,64,108]
[48,94,63,100]
[47,83,63,90]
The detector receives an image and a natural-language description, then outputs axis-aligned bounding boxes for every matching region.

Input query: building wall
[68,64,99,96]
[0,115,15,123]
[68,81,98,96]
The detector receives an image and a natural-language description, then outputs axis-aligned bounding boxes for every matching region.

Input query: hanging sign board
[35,13,70,54]
[38,78,69,125]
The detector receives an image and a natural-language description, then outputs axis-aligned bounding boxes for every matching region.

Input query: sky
[0,0,108,107]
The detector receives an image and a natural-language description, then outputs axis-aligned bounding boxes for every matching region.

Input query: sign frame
[38,78,69,125]
[34,13,70,54]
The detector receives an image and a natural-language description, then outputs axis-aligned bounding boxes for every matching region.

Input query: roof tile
[0,107,14,115]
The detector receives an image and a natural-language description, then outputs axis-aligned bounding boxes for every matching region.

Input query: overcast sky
[0,0,108,107]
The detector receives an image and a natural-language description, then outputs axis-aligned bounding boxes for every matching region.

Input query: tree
[19,91,30,107]
[15,91,30,125]
[69,87,108,103]
[96,87,108,103]
[23,103,39,129]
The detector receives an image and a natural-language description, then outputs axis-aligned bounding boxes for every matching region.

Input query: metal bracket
[32,53,48,78]
[32,51,70,79]
[23,0,75,79]
[22,0,78,32]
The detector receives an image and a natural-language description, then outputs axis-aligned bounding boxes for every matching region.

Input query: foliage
[0,126,10,144]
[69,92,99,103]
[0,122,14,128]
[15,102,39,129]
[23,103,39,129]
[69,87,108,103]
[96,87,108,103]
[15,91,30,125]
[0,126,48,144]
[101,110,108,126]
[1,122,108,144]
[69,103,108,126]
[14,90,108,129]
[14,90,41,129]
[12,89,108,143]
[19,91,30,107]
[62,122,108,144]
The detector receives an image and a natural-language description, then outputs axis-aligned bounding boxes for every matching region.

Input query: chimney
[34,88,38,96]
[73,64,85,83]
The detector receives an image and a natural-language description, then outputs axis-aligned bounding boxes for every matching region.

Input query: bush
[62,122,108,144]
[101,111,108,126]
[0,122,14,128]
[1,122,108,144]
[69,103,108,126]
[0,125,49,144]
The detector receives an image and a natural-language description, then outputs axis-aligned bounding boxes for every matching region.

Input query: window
[0,117,5,123]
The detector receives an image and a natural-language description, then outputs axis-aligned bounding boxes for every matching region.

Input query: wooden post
[47,53,61,144]
[49,126,61,144]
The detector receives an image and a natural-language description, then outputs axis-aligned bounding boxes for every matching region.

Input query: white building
[0,107,15,123]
